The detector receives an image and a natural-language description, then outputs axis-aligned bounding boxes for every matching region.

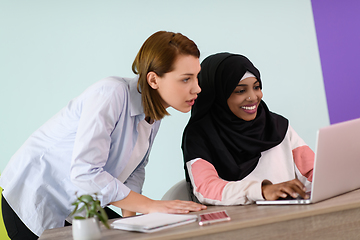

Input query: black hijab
[182,53,288,181]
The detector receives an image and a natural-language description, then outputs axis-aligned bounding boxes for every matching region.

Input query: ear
[146,71,159,90]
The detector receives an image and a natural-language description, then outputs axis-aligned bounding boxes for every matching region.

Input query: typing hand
[261,179,309,201]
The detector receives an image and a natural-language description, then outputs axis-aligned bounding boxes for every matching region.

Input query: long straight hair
[132,31,200,120]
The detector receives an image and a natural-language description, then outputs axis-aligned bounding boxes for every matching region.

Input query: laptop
[256,117,360,205]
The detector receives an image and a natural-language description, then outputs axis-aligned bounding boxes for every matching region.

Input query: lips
[186,97,197,106]
[241,103,258,114]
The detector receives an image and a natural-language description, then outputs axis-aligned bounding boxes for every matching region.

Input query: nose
[247,89,257,101]
[191,79,201,94]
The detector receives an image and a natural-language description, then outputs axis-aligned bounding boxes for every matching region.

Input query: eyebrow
[237,80,260,86]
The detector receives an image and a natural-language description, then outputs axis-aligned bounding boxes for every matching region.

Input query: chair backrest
[0,187,11,240]
[161,179,191,201]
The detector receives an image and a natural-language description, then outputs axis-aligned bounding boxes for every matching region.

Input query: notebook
[256,117,360,205]
[111,212,198,233]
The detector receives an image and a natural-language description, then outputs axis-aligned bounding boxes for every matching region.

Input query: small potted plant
[70,193,110,240]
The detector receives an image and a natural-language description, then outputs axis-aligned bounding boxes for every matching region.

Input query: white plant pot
[72,218,102,240]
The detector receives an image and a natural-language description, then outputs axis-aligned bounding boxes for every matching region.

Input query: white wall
[0,0,328,202]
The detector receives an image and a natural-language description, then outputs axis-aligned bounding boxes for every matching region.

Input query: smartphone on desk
[198,210,231,226]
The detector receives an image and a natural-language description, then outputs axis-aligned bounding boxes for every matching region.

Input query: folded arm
[187,159,264,205]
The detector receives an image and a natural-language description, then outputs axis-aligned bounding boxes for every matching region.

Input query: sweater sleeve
[186,158,264,205]
[289,126,314,190]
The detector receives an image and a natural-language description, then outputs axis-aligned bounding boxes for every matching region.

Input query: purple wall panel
[311,0,360,124]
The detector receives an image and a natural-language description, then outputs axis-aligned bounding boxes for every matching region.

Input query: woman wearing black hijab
[182,53,314,205]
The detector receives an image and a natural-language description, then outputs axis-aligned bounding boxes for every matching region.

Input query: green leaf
[77,205,85,212]
[98,207,108,222]
[78,195,94,204]
[69,204,79,217]
[96,213,110,229]
[70,193,109,228]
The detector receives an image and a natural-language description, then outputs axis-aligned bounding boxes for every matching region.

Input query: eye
[234,89,245,94]
[183,78,190,83]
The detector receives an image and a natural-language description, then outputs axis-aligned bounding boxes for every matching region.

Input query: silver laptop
[256,117,360,205]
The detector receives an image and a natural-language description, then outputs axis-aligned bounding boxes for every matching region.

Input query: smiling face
[226,77,263,121]
[148,54,201,113]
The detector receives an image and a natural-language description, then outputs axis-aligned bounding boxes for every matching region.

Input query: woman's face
[153,55,201,113]
[227,77,263,121]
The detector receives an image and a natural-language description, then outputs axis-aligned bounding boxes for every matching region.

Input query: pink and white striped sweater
[186,125,314,205]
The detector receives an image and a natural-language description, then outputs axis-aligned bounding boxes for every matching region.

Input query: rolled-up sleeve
[70,84,131,205]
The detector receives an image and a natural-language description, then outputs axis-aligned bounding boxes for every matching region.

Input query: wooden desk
[39,189,360,240]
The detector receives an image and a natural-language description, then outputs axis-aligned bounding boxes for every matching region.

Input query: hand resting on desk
[112,191,207,216]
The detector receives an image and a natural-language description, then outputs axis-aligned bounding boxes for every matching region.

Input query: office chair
[161,179,191,201]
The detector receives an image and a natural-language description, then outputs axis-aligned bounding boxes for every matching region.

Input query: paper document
[111,212,198,233]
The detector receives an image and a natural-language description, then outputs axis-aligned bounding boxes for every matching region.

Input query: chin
[240,114,257,121]
[181,109,191,113]
[247,115,257,121]
[175,106,192,113]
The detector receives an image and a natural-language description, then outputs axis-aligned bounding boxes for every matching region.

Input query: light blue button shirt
[0,76,161,236]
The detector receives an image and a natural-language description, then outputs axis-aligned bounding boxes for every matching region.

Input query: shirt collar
[128,76,144,117]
